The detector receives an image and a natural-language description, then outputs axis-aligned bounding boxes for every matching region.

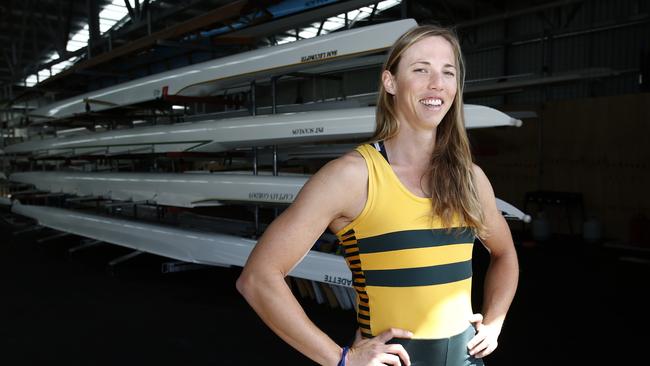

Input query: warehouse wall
[463,0,648,105]
[473,92,650,245]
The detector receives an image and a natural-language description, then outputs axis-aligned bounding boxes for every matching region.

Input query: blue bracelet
[337,346,350,366]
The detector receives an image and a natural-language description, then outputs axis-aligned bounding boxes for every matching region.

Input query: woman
[237,24,519,366]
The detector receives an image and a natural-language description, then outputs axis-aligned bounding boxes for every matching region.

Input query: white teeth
[420,98,442,106]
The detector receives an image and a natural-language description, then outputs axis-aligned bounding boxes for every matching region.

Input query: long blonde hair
[373,24,486,237]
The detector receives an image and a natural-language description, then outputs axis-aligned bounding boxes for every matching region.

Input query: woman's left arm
[467,165,520,358]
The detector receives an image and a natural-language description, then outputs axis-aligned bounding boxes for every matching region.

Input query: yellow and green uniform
[336,143,483,365]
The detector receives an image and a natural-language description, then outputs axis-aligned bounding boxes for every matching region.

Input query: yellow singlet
[335,144,476,340]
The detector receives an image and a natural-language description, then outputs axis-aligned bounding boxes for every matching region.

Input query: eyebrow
[410,61,456,69]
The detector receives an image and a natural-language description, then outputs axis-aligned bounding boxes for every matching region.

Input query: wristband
[337,346,350,366]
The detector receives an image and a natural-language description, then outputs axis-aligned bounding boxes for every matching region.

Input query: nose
[427,71,444,90]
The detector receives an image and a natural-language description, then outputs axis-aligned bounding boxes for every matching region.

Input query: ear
[382,70,396,95]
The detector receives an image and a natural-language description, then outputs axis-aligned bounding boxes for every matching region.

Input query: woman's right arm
[236,153,411,366]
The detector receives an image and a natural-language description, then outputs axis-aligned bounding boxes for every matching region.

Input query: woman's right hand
[347,328,413,366]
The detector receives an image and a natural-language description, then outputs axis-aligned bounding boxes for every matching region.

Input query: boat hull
[29,19,418,122]
[11,202,352,286]
[8,171,530,221]
[5,105,521,157]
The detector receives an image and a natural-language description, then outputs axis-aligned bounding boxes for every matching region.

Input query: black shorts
[388,325,485,366]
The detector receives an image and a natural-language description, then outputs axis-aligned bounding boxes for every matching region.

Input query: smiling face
[382,35,458,132]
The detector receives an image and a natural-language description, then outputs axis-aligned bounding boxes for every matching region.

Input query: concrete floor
[1,216,647,365]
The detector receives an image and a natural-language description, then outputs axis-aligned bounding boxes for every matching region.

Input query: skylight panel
[25,75,37,87]
[22,0,139,87]
[274,0,401,45]
[299,29,317,38]
[347,9,361,20]
[21,0,399,88]
[37,70,50,81]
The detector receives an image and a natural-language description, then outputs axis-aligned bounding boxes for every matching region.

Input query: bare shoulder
[295,149,368,232]
[472,163,498,206]
[300,150,367,196]
[472,163,488,183]
[315,149,367,181]
[471,163,493,194]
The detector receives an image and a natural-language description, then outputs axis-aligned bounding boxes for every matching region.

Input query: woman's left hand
[467,313,500,358]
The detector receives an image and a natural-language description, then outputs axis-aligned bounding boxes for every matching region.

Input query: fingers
[385,343,411,366]
[351,343,410,366]
[375,327,414,343]
[467,322,499,359]
[467,332,486,355]
[472,338,497,358]
[468,334,498,358]
[348,329,413,366]
[376,352,402,366]
[466,325,484,350]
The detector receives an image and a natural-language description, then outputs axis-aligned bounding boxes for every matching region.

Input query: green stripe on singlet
[364,260,472,287]
[357,228,474,254]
